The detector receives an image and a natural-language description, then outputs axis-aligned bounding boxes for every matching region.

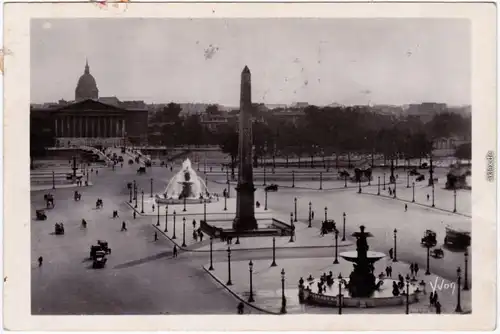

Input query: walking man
[154,231,158,241]
[414,263,420,276]
[389,248,394,260]
[410,263,414,276]
[404,204,408,212]
[38,256,43,267]
[121,221,127,231]
[133,211,136,219]
[152,204,155,212]
[173,245,178,258]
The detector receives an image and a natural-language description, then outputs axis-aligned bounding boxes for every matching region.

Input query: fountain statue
[340,225,385,297]
[155,159,211,204]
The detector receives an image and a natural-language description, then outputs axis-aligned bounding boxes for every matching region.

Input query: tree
[218,125,239,179]
[455,143,471,164]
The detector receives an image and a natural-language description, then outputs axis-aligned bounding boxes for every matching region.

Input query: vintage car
[128,159,134,164]
[145,160,152,167]
[409,168,420,176]
[431,248,444,259]
[36,209,47,221]
[92,251,107,269]
[137,167,146,174]
[421,229,437,247]
[416,175,425,182]
[321,219,337,233]
[265,184,279,192]
[54,223,65,235]
[338,170,350,178]
[444,226,471,249]
[420,162,429,169]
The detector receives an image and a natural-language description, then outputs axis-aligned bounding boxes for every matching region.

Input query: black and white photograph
[2,2,497,331]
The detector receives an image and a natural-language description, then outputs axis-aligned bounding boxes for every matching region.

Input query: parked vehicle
[265,184,278,192]
[444,226,471,249]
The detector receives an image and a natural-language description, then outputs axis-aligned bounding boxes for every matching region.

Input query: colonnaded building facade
[31,60,148,147]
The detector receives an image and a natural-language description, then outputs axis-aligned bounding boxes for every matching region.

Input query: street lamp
[358,179,362,193]
[271,237,277,267]
[227,246,233,286]
[393,229,398,262]
[406,172,410,188]
[156,202,160,226]
[203,199,207,223]
[224,194,227,211]
[52,171,56,190]
[463,248,469,290]
[208,236,214,270]
[248,260,255,302]
[172,210,177,239]
[333,229,339,264]
[134,186,138,209]
[455,267,463,313]
[412,182,415,202]
[377,176,380,195]
[183,196,187,212]
[393,178,397,198]
[280,268,287,314]
[453,187,457,213]
[294,197,298,222]
[342,212,346,241]
[264,190,268,211]
[292,170,295,188]
[405,274,410,314]
[129,185,133,203]
[164,205,168,232]
[289,213,294,243]
[308,201,312,228]
[182,217,187,247]
[425,241,431,275]
[319,171,323,190]
[263,165,267,186]
[338,273,344,314]
[324,207,328,222]
[141,190,144,214]
[432,183,435,207]
[383,173,386,190]
[150,178,153,197]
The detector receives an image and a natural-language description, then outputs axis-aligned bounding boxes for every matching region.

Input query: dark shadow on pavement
[113,251,173,269]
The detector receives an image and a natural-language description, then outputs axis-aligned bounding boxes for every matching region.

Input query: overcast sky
[31,18,470,106]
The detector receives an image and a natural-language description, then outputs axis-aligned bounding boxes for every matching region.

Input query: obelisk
[233,66,258,231]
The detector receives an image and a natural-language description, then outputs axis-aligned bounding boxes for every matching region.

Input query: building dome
[75,59,99,101]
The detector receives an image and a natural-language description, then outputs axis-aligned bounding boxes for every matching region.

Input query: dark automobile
[118,156,124,162]
[36,209,47,220]
[416,175,425,182]
[128,159,134,164]
[137,167,146,174]
[145,160,152,167]
[409,168,420,176]
[265,184,278,192]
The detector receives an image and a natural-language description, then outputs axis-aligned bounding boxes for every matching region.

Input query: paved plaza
[31,147,472,315]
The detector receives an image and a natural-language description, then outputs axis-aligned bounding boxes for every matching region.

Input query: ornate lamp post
[292,170,295,188]
[432,183,435,207]
[224,194,227,211]
[164,205,168,232]
[227,246,233,286]
[455,267,463,313]
[377,176,380,195]
[134,186,138,209]
[342,212,346,241]
[393,228,398,262]
[271,237,277,267]
[333,229,339,264]
[405,274,410,314]
[294,197,298,222]
[319,172,323,190]
[412,182,415,202]
[425,241,431,275]
[264,190,268,211]
[156,202,160,226]
[52,171,56,190]
[182,217,187,247]
[280,269,287,314]
[338,273,344,314]
[308,201,312,228]
[383,173,386,190]
[453,187,457,213]
[183,196,187,212]
[141,190,144,213]
[129,185,133,203]
[324,206,328,222]
[172,210,177,239]
[150,178,153,197]
[203,199,207,223]
[248,260,255,302]
[463,248,469,290]
[208,236,214,270]
[289,213,294,243]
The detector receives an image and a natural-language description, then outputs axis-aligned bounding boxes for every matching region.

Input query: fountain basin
[299,278,421,308]
[339,251,386,264]
[155,195,215,205]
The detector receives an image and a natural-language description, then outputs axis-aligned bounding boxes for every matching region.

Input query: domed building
[75,59,99,101]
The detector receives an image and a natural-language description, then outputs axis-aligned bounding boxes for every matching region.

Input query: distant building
[405,103,447,123]
[31,60,148,147]
[432,135,471,157]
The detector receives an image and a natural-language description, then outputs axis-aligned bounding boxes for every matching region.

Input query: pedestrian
[388,265,393,277]
[81,219,87,228]
[237,302,244,314]
[410,263,414,276]
[152,204,155,212]
[311,211,315,220]
[38,256,43,267]
[414,263,419,276]
[173,245,178,258]
[389,248,394,260]
[429,292,435,306]
[385,266,390,277]
[133,211,136,219]
[192,219,196,229]
[435,301,442,314]
[404,204,408,212]
[121,221,127,231]
[427,194,430,201]
[96,169,99,175]
[154,231,158,241]
[193,230,198,241]
[433,291,439,304]
[199,230,204,241]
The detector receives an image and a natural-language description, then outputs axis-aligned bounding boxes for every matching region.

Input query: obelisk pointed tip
[242,65,250,73]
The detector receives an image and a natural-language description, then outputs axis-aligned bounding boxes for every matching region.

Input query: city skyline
[31,18,470,106]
